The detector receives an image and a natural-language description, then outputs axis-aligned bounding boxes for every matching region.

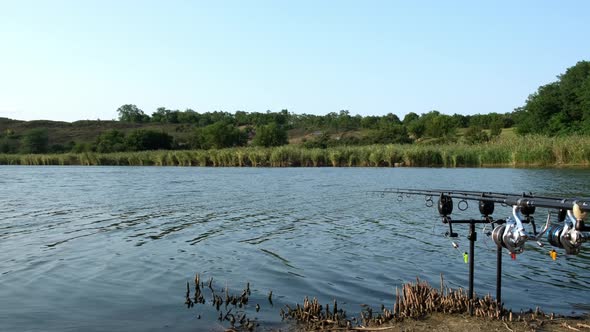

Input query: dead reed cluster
[185,273,557,331]
[282,276,553,331]
[185,273,262,331]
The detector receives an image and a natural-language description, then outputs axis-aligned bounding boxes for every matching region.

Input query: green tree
[360,116,380,129]
[125,130,173,151]
[21,128,49,153]
[151,107,168,123]
[193,123,247,149]
[303,132,331,149]
[177,109,200,123]
[463,126,489,144]
[71,142,92,153]
[407,120,426,139]
[516,82,563,135]
[252,123,288,147]
[117,104,150,123]
[424,113,457,139]
[365,124,411,144]
[559,61,590,124]
[451,114,469,128]
[4,128,15,138]
[489,118,503,138]
[0,137,19,153]
[96,130,126,153]
[403,112,419,125]
[515,61,590,136]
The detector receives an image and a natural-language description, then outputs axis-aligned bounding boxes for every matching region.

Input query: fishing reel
[545,204,590,255]
[492,202,590,255]
[376,188,590,256]
[491,206,528,254]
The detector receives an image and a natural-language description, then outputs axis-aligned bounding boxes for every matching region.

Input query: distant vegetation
[1,135,588,167]
[515,61,590,136]
[0,60,589,167]
[0,107,514,154]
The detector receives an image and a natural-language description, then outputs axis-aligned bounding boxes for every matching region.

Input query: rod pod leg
[496,245,502,311]
[468,222,476,316]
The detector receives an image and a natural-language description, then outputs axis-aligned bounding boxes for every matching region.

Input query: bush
[96,130,126,153]
[252,123,288,147]
[20,128,49,153]
[463,126,489,144]
[190,123,247,149]
[125,129,173,151]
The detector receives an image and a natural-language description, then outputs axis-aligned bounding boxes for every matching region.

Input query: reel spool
[491,224,506,248]
[547,225,565,249]
[546,224,584,255]
[547,209,590,255]
[491,220,528,254]
[491,206,529,254]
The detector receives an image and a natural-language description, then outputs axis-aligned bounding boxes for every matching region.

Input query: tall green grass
[1,135,588,167]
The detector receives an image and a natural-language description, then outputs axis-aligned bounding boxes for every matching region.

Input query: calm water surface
[1,166,589,331]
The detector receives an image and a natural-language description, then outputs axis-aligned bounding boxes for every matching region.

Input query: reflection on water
[0,166,589,331]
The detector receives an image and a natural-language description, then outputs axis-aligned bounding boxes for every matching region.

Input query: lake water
[1,166,589,331]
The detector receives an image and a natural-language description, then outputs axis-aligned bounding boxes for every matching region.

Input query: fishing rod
[380,188,590,213]
[371,188,590,254]
[370,188,590,312]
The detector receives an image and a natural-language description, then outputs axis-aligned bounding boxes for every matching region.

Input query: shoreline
[0,151,588,168]
[187,276,590,332]
[2,136,590,168]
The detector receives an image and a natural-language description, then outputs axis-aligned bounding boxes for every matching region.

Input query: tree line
[514,60,590,135]
[0,109,507,154]
[1,60,588,154]
[116,104,512,135]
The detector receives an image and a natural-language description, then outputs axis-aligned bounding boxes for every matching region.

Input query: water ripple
[0,166,589,332]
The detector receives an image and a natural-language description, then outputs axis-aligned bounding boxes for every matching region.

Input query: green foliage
[4,128,16,137]
[404,111,458,140]
[71,142,92,153]
[2,135,590,167]
[303,132,331,149]
[8,60,590,159]
[190,122,247,149]
[48,143,72,154]
[424,112,457,139]
[559,61,590,122]
[252,123,288,147]
[117,104,150,123]
[125,129,173,151]
[403,112,419,124]
[516,82,562,135]
[379,113,402,126]
[365,124,411,144]
[489,119,503,137]
[0,137,19,153]
[150,107,201,124]
[96,130,126,153]
[406,120,425,139]
[463,126,489,144]
[20,128,49,153]
[515,61,590,136]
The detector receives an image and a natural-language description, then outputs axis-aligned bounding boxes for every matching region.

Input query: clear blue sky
[1,0,589,122]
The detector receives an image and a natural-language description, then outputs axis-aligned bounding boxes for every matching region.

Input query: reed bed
[1,135,589,167]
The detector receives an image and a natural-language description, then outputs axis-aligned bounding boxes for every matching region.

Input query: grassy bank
[1,135,589,167]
